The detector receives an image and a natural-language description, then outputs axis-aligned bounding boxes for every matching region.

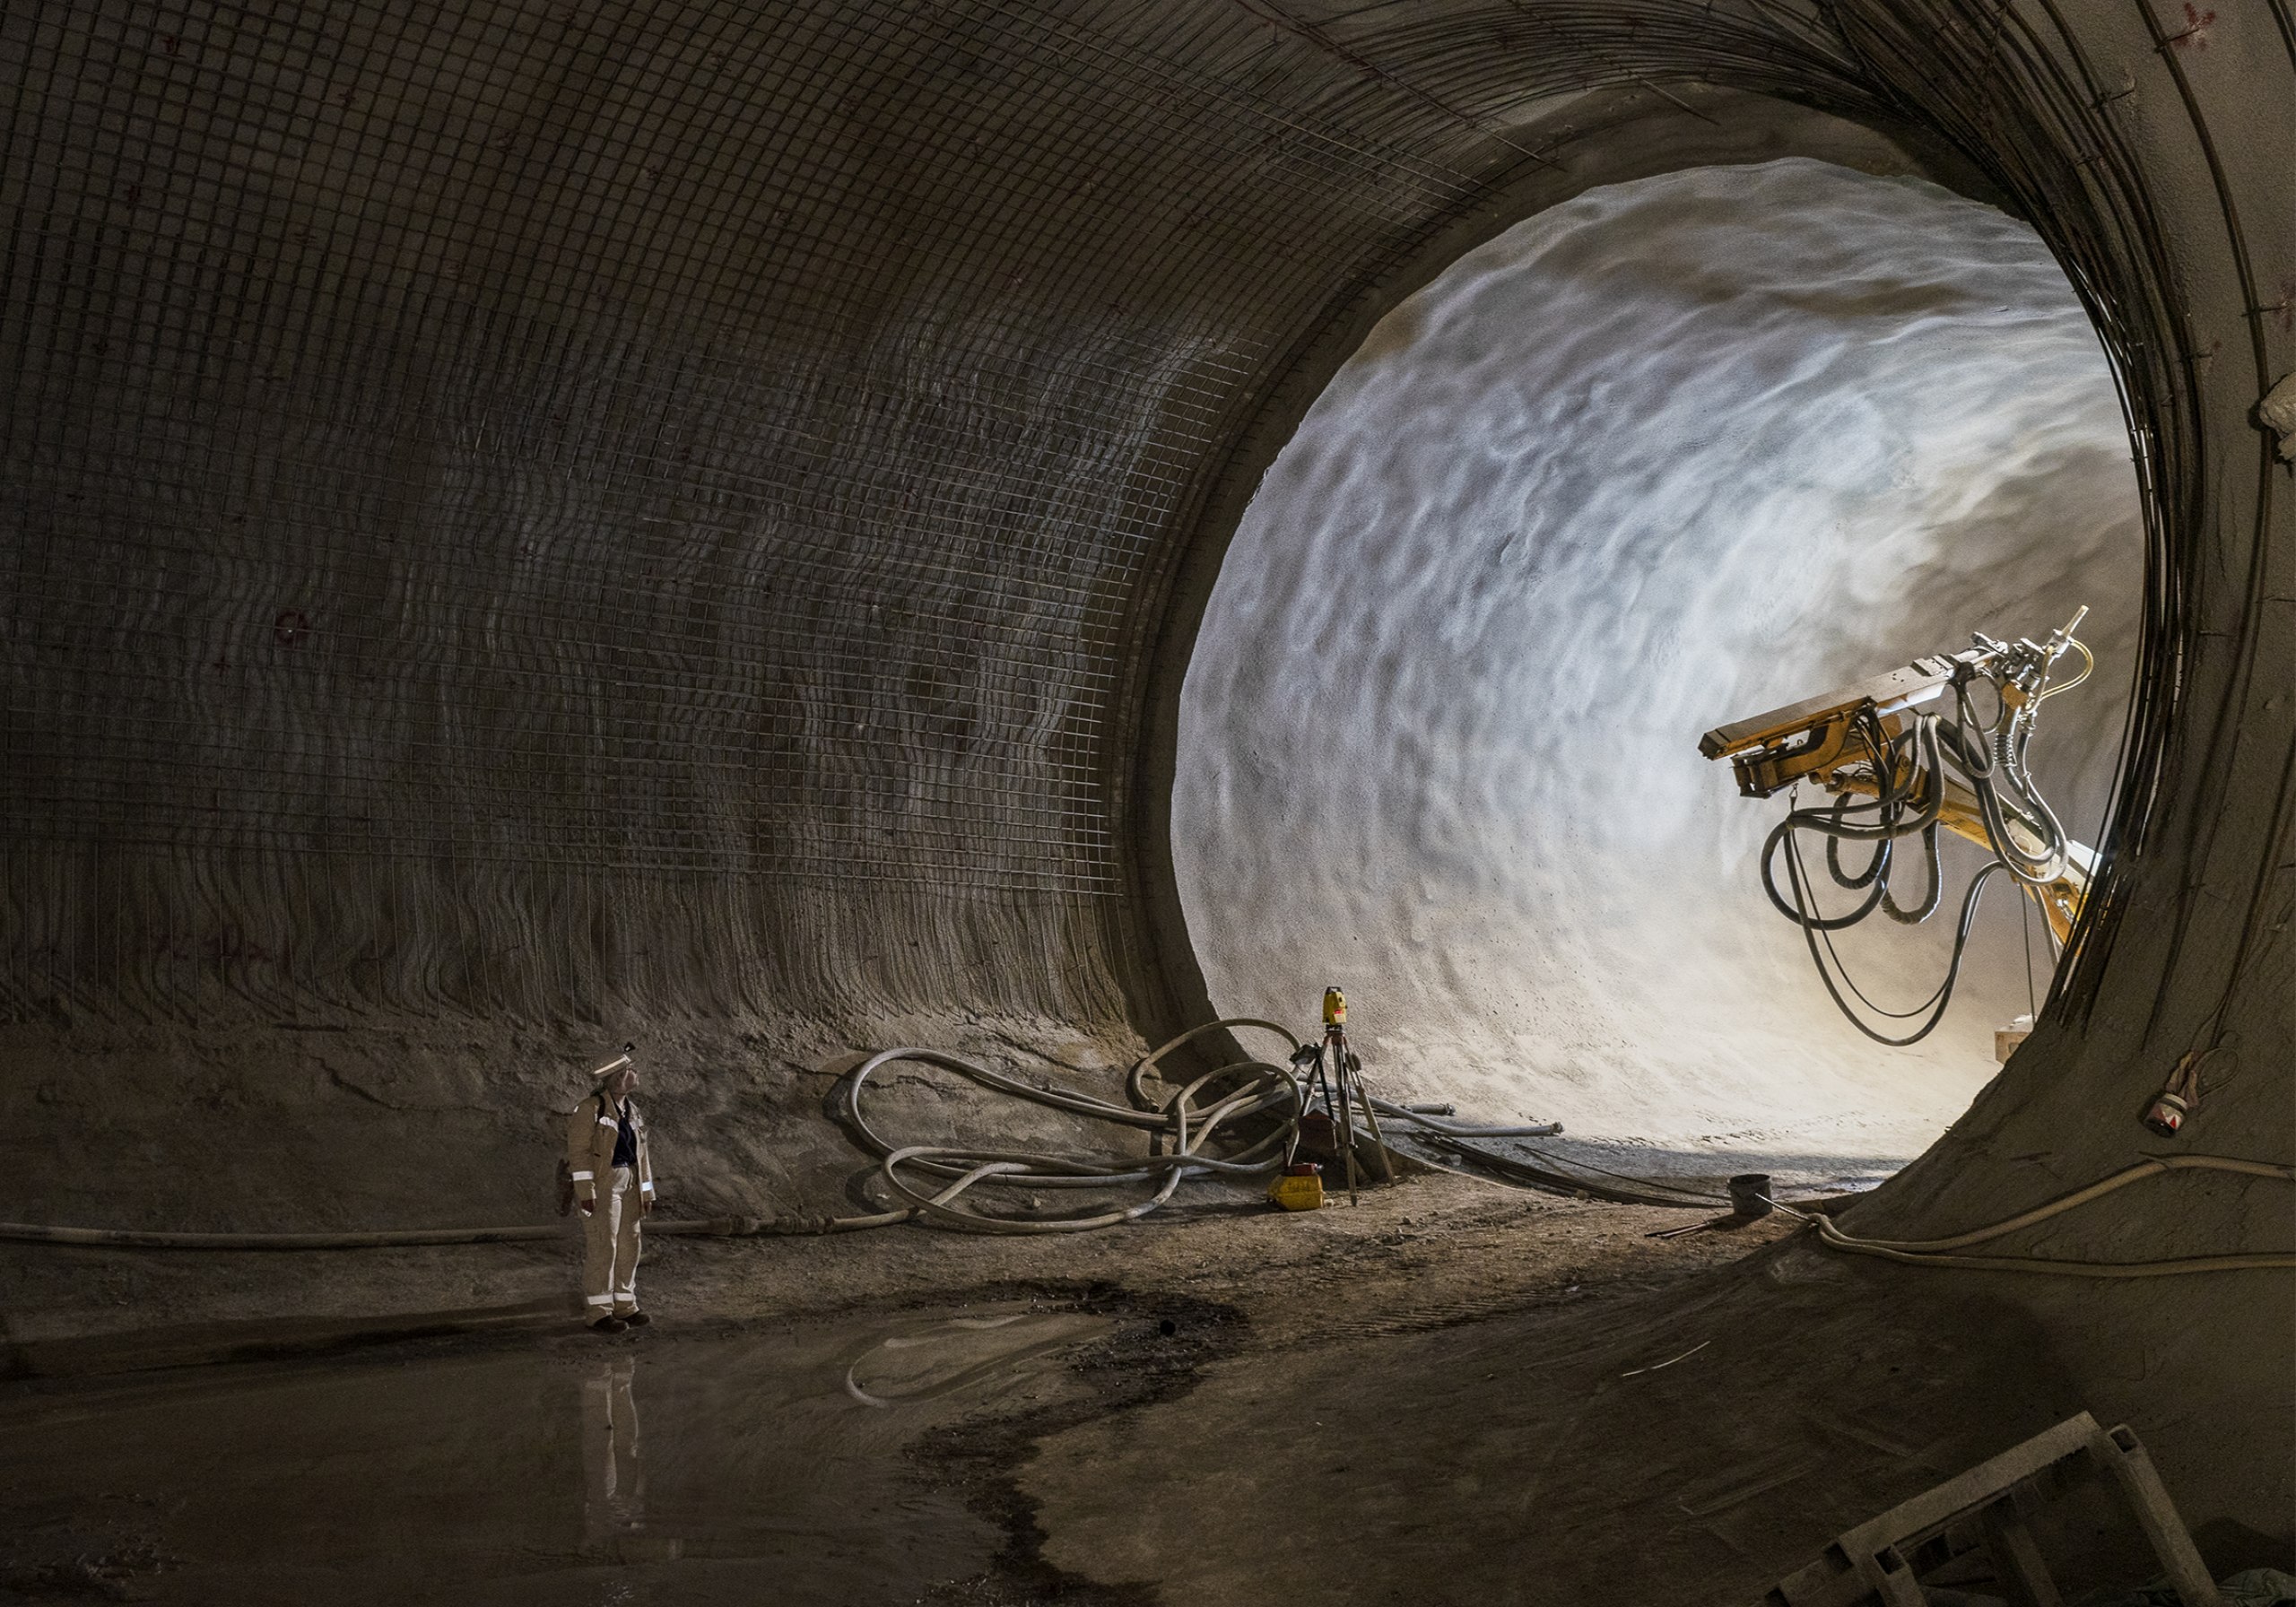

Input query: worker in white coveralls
[568,1058,656,1333]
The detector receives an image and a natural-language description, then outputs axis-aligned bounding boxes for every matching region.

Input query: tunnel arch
[1109,34,2233,1077]
[1087,13,2289,1165]
[1155,155,2144,1172]
[1113,88,2138,1059]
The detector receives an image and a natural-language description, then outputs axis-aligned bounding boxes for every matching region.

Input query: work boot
[590,1316,628,1334]
[621,1310,651,1327]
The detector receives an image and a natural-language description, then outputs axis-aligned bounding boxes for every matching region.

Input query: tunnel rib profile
[2,0,2288,1568]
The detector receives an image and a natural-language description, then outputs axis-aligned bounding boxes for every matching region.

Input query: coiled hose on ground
[832,1019,1305,1235]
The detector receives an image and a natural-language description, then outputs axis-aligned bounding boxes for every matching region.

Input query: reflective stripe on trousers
[584,1165,643,1316]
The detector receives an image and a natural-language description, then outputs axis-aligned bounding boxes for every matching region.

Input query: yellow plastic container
[1268,1172,1326,1212]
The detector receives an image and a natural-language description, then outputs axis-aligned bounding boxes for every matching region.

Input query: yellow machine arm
[1699,656,1961,796]
[1699,609,2095,945]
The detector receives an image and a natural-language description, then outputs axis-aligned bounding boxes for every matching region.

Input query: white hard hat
[587,1043,638,1083]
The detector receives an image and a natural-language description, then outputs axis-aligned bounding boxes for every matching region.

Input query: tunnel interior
[1,1,2289,1600]
[1175,157,2142,1179]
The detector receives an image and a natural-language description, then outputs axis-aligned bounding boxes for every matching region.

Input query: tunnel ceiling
[2,2,2287,1128]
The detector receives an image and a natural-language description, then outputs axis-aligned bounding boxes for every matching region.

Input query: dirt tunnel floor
[0,1171,2260,1604]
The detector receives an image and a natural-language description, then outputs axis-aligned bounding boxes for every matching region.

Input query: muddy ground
[0,1153,1798,1367]
[4,1168,2274,1604]
[0,1168,1804,1600]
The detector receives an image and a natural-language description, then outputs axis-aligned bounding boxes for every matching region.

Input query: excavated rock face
[2,0,2288,1542]
[1176,158,2140,1165]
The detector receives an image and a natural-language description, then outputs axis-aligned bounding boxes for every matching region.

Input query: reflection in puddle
[0,1302,1112,1603]
[584,1357,681,1563]
[844,1312,1115,1409]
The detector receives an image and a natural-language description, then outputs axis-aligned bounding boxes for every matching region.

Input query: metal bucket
[1728,1173,1773,1219]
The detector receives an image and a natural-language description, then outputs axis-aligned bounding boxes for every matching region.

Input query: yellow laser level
[1323,986,1346,1026]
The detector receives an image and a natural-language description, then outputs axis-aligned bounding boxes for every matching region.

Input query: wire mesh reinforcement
[0,0,2239,1029]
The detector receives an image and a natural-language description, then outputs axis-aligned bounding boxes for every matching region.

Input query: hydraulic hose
[1944,682,2068,886]
[1762,818,1890,929]
[1782,828,2004,1046]
[1413,1134,1730,1210]
[1825,793,1893,890]
[2035,637,2093,701]
[1816,1246,2296,1277]
[1361,1093,1563,1139]
[1369,1109,1563,1139]
[1757,714,1944,931]
[1879,821,1944,925]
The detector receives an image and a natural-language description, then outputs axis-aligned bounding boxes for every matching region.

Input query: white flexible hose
[1801,1153,2296,1277]
[845,1021,1305,1234]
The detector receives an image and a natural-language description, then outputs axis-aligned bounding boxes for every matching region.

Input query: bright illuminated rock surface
[1175,160,2139,1168]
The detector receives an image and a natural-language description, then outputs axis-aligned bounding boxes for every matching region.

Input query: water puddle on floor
[0,1303,1112,1604]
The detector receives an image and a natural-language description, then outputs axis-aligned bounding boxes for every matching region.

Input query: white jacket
[565,1090,656,1205]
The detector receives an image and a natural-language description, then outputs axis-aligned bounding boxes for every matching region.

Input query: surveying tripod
[1287,987,1391,1204]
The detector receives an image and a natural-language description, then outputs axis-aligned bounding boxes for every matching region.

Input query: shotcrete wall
[1176,158,2140,1166]
[3,4,2289,1514]
[2,4,1990,1221]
